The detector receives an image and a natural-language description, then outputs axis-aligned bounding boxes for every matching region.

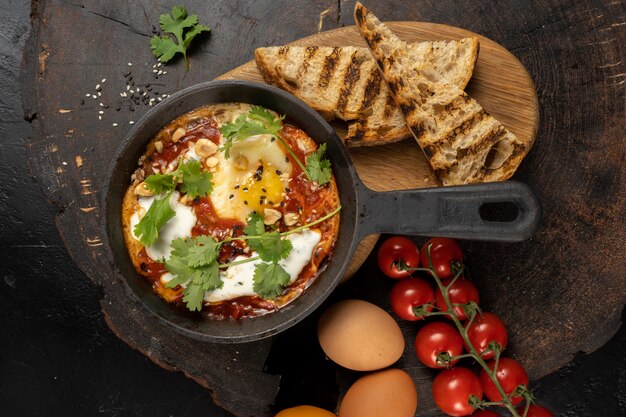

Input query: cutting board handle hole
[479,201,519,222]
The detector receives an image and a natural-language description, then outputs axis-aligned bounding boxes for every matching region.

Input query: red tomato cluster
[377,237,554,417]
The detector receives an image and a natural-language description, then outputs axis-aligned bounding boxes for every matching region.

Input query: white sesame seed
[157,97,162,101]
[112,123,118,126]
[126,85,130,91]
[95,84,100,89]
[152,64,157,68]
[119,93,124,97]
[99,103,104,107]
[98,110,104,114]
[85,93,91,97]
[98,115,102,120]
[92,95,97,99]
[129,121,135,124]
[101,78,106,83]
[97,92,101,96]
[163,71,167,74]
[157,70,163,75]
[152,69,158,73]
[142,91,147,96]
[62,161,67,166]
[129,90,134,94]
[128,62,132,66]
[157,62,162,67]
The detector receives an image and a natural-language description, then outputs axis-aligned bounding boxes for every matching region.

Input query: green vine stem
[421,244,526,417]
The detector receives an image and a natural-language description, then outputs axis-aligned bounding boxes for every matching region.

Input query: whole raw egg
[275,405,336,417]
[317,299,404,371]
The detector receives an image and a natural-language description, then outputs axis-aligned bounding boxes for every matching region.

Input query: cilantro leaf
[182,283,205,312]
[195,260,221,290]
[219,107,283,159]
[250,234,293,263]
[143,160,214,198]
[145,173,176,194]
[163,235,224,312]
[186,235,220,268]
[253,263,291,299]
[150,6,210,70]
[305,143,332,186]
[244,212,266,236]
[178,160,213,198]
[133,192,175,246]
[150,36,182,64]
[244,212,292,262]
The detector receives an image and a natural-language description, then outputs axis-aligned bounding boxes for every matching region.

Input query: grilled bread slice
[254,39,478,147]
[354,2,528,185]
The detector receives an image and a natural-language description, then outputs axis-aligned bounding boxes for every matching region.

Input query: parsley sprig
[150,6,210,70]
[145,159,214,198]
[134,160,213,247]
[163,235,222,311]
[219,106,333,185]
[133,191,175,246]
[161,205,341,310]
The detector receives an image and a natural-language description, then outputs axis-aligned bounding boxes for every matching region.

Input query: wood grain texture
[218,22,539,278]
[21,0,625,416]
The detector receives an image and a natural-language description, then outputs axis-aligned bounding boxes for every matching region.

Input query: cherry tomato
[480,358,529,405]
[377,237,420,279]
[433,367,483,416]
[420,237,464,279]
[466,312,508,359]
[435,278,480,321]
[415,322,464,368]
[390,277,435,321]
[471,411,500,417]
[275,405,336,417]
[517,405,555,417]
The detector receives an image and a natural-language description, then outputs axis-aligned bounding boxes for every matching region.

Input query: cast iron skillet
[102,80,540,344]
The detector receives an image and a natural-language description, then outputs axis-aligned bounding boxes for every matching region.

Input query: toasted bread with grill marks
[354,2,528,185]
[254,38,478,147]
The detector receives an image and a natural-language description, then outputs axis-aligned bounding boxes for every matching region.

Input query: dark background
[2,1,624,416]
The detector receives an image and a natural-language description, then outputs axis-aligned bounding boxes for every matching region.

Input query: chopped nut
[195,138,218,157]
[283,212,299,226]
[234,154,249,170]
[180,194,190,205]
[134,181,154,197]
[154,141,163,152]
[263,208,282,225]
[171,127,186,142]
[205,156,219,168]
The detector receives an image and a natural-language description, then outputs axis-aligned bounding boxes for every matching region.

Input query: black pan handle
[355,181,541,242]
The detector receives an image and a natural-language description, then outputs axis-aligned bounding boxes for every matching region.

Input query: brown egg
[338,368,418,417]
[317,299,404,371]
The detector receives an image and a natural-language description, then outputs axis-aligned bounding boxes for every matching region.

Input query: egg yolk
[237,166,285,214]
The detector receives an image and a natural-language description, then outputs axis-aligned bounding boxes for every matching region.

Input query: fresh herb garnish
[244,212,293,263]
[164,235,222,312]
[219,106,333,185]
[219,107,284,158]
[242,211,293,298]
[305,143,332,186]
[144,159,213,199]
[133,191,175,246]
[161,205,341,311]
[149,5,210,70]
[253,262,291,299]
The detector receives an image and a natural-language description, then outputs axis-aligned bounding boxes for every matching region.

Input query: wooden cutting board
[217,22,539,278]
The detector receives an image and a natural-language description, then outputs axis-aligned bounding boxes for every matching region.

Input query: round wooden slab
[218,22,539,278]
